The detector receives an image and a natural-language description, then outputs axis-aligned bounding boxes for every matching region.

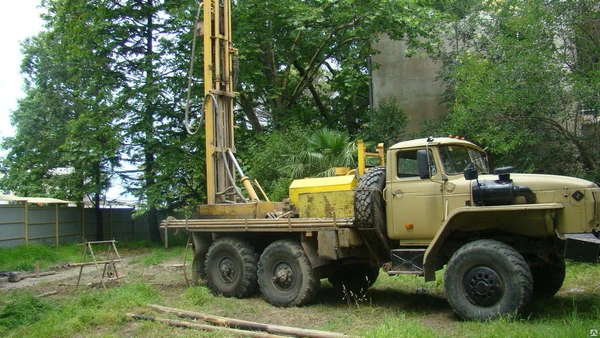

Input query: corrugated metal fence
[0,205,150,248]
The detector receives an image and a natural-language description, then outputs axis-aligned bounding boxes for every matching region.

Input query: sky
[0,1,44,139]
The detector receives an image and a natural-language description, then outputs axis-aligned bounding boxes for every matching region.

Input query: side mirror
[417,150,431,179]
[464,163,478,181]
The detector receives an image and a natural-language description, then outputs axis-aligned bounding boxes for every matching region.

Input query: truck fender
[422,203,564,281]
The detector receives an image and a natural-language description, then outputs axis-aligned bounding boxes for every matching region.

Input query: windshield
[438,146,488,175]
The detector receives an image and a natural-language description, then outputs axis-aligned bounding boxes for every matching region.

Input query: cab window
[396,149,436,178]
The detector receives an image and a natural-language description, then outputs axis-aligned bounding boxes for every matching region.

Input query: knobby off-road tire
[205,237,259,298]
[354,166,386,229]
[258,240,319,307]
[530,253,565,299]
[444,239,533,321]
[328,264,379,295]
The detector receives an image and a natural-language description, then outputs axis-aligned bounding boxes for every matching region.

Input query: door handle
[392,190,404,198]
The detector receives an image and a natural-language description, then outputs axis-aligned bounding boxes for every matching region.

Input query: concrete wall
[371,34,446,135]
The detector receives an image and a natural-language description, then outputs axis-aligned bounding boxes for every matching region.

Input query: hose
[184,2,205,135]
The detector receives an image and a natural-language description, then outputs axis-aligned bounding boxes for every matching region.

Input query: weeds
[341,276,372,308]
[129,246,187,266]
[0,293,56,333]
[0,244,598,337]
[183,286,213,306]
[0,244,82,272]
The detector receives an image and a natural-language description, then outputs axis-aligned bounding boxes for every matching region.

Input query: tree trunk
[94,161,104,241]
[144,0,161,243]
[292,61,331,124]
[239,93,263,132]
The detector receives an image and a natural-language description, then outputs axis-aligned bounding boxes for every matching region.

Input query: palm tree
[282,128,357,178]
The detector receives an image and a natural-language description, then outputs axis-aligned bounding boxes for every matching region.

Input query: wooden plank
[69,259,120,267]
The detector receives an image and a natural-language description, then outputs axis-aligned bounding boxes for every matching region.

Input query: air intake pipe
[466,166,537,206]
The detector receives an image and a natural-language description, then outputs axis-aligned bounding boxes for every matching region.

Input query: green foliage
[234,0,442,134]
[362,98,410,147]
[0,0,444,217]
[436,0,600,179]
[281,128,357,178]
[239,125,314,201]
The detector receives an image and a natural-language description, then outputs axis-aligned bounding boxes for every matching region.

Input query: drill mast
[201,0,257,204]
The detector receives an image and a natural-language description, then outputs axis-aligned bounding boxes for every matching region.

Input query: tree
[435,0,600,179]
[233,0,442,135]
[1,0,206,241]
[0,0,123,240]
[101,0,207,240]
[361,98,409,147]
[2,0,445,236]
[281,128,358,178]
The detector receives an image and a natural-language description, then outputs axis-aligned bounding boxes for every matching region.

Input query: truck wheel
[354,166,386,229]
[444,239,533,321]
[258,240,319,307]
[328,264,379,295]
[531,253,565,299]
[205,237,259,298]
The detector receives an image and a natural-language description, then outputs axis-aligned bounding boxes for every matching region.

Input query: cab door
[386,148,444,242]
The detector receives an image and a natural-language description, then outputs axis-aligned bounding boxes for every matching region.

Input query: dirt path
[0,256,146,292]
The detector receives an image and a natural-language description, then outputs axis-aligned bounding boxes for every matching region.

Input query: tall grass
[0,293,55,334]
[0,240,188,272]
[128,246,188,266]
[0,244,82,271]
[7,282,161,337]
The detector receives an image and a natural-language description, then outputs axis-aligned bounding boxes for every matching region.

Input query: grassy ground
[0,243,598,337]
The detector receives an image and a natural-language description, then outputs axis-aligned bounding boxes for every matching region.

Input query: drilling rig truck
[161,0,600,321]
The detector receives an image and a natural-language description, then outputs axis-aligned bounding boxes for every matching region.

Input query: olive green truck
[162,136,600,320]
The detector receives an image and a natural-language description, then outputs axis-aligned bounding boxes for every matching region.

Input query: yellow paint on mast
[202,0,258,204]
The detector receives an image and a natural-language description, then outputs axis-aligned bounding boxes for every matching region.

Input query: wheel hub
[463,266,504,307]
[272,263,293,289]
[218,258,236,284]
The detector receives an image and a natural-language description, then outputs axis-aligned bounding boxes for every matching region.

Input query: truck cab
[376,136,600,320]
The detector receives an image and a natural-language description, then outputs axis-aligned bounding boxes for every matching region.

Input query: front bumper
[563,233,600,263]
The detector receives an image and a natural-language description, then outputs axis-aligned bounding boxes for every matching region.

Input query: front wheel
[444,239,533,321]
[258,240,319,307]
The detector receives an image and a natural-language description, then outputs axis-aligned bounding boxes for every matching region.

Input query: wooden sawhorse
[75,240,130,290]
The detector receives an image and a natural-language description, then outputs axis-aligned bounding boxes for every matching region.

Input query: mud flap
[563,233,600,263]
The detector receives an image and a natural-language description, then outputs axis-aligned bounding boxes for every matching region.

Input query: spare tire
[354,166,386,229]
